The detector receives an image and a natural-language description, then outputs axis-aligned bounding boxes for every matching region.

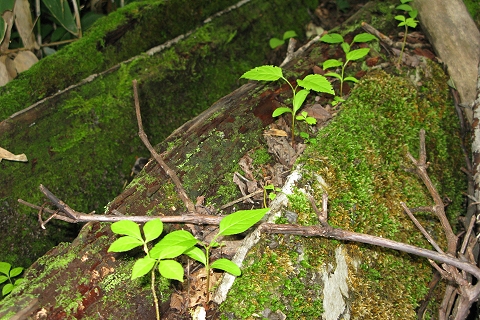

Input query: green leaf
[344,76,359,83]
[0,275,8,284]
[268,193,277,201]
[111,220,143,241]
[320,33,343,44]
[0,0,15,12]
[184,247,207,265]
[396,4,413,11]
[0,262,11,276]
[323,59,343,70]
[2,283,13,296]
[272,107,292,117]
[346,48,370,61]
[108,236,144,252]
[210,258,241,276]
[324,72,342,80]
[14,278,24,286]
[143,219,163,243]
[131,257,156,280]
[400,0,413,3]
[158,260,184,282]
[264,184,275,190]
[269,38,284,49]
[297,74,334,95]
[283,30,297,40]
[150,230,197,260]
[42,0,78,36]
[305,117,317,125]
[352,33,377,44]
[219,208,269,236]
[406,18,418,28]
[240,65,283,81]
[293,89,310,113]
[395,15,406,22]
[341,42,350,54]
[9,267,23,278]
[409,10,418,19]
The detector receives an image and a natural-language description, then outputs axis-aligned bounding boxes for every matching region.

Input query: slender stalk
[291,113,295,145]
[340,62,346,96]
[398,25,408,65]
[205,246,211,303]
[151,264,160,320]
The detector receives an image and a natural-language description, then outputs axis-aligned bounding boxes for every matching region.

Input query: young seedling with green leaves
[395,0,418,65]
[108,208,268,318]
[320,32,378,96]
[183,208,269,302]
[108,219,197,320]
[269,30,298,49]
[240,65,334,144]
[0,262,24,297]
[263,184,282,208]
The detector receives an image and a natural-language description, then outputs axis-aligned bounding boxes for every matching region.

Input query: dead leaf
[303,104,332,123]
[14,51,38,74]
[263,128,288,137]
[0,146,28,162]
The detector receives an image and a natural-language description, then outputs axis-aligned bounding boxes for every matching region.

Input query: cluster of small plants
[108,208,268,320]
[242,31,378,143]
[245,0,419,143]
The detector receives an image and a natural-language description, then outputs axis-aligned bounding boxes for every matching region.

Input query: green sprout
[320,32,378,96]
[269,30,298,49]
[240,65,334,145]
[0,262,24,297]
[263,184,282,208]
[184,208,269,302]
[395,0,419,65]
[108,208,269,319]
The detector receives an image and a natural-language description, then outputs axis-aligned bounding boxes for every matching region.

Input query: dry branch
[132,80,196,213]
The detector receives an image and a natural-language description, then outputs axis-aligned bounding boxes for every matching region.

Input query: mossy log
[0,0,472,319]
[0,0,319,268]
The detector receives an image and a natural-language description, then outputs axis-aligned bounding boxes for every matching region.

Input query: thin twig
[218,189,263,210]
[132,80,196,213]
[19,186,222,226]
[401,202,444,253]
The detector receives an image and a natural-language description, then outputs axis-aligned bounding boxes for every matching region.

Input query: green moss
[221,235,325,319]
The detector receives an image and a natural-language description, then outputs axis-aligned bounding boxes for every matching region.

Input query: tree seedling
[240,65,334,144]
[269,30,298,49]
[395,0,418,65]
[184,208,269,303]
[263,184,282,208]
[108,208,269,318]
[320,32,377,96]
[0,262,24,297]
[108,219,197,320]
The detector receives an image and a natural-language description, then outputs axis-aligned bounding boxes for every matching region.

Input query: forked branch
[132,80,196,213]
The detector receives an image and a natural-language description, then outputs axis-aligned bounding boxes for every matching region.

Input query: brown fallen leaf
[0,146,28,162]
[263,128,288,137]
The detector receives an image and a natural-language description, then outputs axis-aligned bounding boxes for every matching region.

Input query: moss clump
[221,235,324,319]
[299,66,464,316]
